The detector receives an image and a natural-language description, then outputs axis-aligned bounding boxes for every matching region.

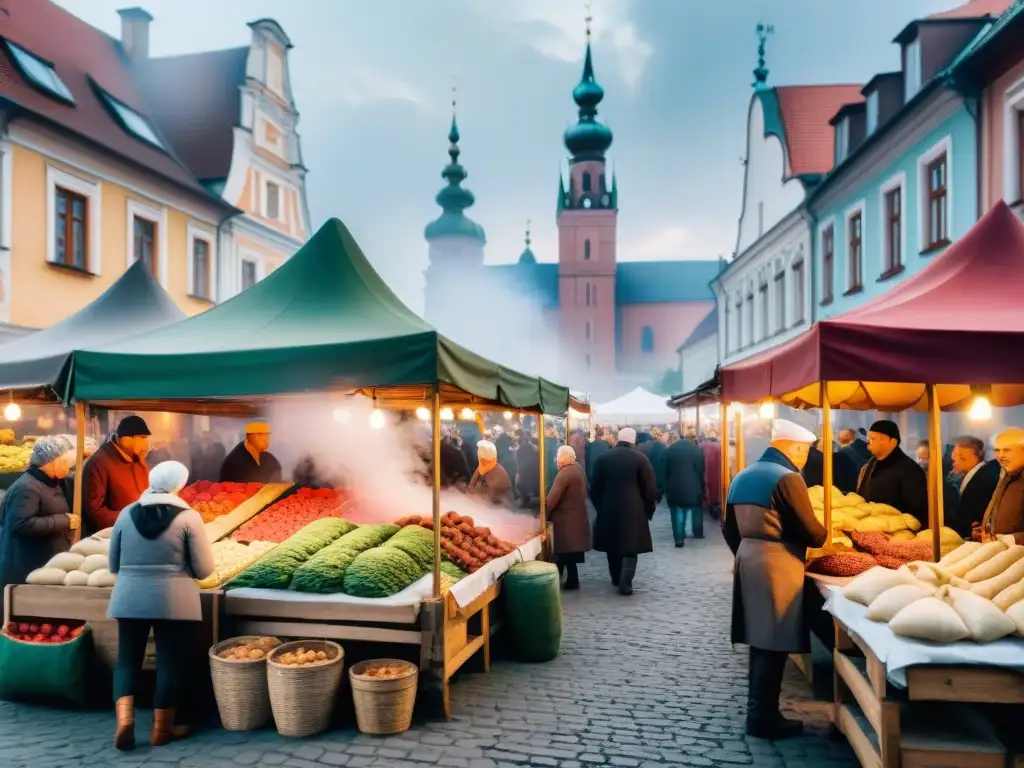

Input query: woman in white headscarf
[0,436,78,595]
[107,461,214,751]
[468,439,513,507]
[547,445,591,589]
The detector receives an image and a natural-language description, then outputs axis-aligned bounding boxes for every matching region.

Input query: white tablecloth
[824,586,1024,687]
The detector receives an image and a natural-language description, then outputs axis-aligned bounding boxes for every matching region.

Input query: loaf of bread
[993,581,1024,612]
[1005,600,1024,636]
[941,586,1016,643]
[945,542,1008,579]
[867,583,935,622]
[968,556,1024,600]
[964,545,1024,583]
[937,542,983,569]
[889,597,970,643]
[843,566,920,606]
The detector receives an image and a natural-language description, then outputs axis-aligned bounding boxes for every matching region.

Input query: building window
[641,326,654,353]
[757,201,764,236]
[735,297,743,348]
[884,186,903,273]
[793,262,805,323]
[55,187,87,270]
[584,239,591,260]
[191,238,211,299]
[97,87,165,150]
[241,260,258,291]
[582,172,592,193]
[905,38,922,101]
[3,40,74,104]
[724,302,731,354]
[866,91,879,134]
[925,153,949,250]
[133,216,157,276]
[758,283,769,340]
[745,293,754,346]
[585,320,591,340]
[264,181,281,220]
[266,48,285,96]
[847,209,863,292]
[821,224,834,303]
[834,118,849,164]
[774,272,785,333]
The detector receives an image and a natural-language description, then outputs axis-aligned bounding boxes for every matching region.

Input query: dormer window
[3,39,74,104]
[95,85,166,150]
[866,91,879,134]
[905,38,922,102]
[834,118,850,165]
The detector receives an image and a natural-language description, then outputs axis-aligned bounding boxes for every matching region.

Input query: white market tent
[593,386,677,425]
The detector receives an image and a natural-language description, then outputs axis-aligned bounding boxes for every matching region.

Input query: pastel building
[424,33,720,398]
[0,1,308,339]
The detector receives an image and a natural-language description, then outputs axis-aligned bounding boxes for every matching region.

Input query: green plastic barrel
[505,561,562,662]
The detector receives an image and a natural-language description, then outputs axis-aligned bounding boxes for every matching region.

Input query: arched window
[583,239,591,260]
[641,326,655,353]
[582,172,592,192]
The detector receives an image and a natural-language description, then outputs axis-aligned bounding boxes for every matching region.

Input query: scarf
[982,469,1023,535]
[26,466,59,488]
[478,458,497,476]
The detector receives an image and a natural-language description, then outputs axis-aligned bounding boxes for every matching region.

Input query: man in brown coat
[547,445,591,590]
[83,416,151,534]
[973,427,1024,544]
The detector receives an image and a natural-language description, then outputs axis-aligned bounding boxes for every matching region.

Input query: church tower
[557,19,617,375]
[424,97,485,328]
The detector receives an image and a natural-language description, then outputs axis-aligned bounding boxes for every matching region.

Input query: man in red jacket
[82,416,151,534]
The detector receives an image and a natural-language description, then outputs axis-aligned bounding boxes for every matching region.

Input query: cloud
[331,68,431,110]
[486,0,654,89]
[623,226,692,260]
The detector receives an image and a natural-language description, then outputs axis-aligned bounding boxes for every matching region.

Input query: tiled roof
[132,48,248,182]
[0,0,225,204]
[483,259,722,307]
[678,307,718,352]
[927,0,1014,21]
[773,85,864,178]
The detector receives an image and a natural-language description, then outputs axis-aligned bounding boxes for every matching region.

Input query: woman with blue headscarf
[0,436,78,594]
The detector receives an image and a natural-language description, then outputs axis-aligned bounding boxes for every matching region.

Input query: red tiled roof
[132,48,248,182]
[0,0,227,205]
[775,85,864,177]
[927,0,1014,21]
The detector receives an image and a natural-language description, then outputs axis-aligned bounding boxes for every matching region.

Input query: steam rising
[264,395,538,542]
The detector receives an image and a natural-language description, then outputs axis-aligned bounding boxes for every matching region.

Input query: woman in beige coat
[547,445,591,589]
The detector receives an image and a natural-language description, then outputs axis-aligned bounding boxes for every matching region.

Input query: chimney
[117,7,153,59]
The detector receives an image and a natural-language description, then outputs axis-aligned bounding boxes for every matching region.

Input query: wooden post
[821,382,833,546]
[431,387,442,598]
[418,597,449,720]
[564,412,570,445]
[735,408,745,472]
[677,407,683,434]
[538,415,548,559]
[720,402,730,507]
[695,401,701,438]
[72,401,86,544]
[927,383,944,563]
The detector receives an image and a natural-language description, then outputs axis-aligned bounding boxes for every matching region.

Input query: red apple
[39,623,53,635]
[28,624,38,634]
[31,633,45,643]
[70,626,84,638]
[56,625,70,636]
[17,623,29,634]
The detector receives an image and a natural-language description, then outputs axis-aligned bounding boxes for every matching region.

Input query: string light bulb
[460,407,474,420]
[968,395,992,422]
[415,407,430,421]
[503,411,513,420]
[4,401,20,422]
[440,407,454,421]
[758,401,776,419]
[369,409,386,429]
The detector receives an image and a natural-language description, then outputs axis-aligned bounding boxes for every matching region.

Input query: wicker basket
[266,640,345,738]
[209,636,278,731]
[349,659,418,735]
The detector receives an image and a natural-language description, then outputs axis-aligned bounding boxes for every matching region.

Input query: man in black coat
[946,435,1001,538]
[585,427,611,484]
[638,431,667,501]
[589,428,659,596]
[663,436,705,546]
[856,420,929,527]
[516,437,540,508]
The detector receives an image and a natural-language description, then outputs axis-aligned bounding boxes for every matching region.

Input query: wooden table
[832,615,1019,768]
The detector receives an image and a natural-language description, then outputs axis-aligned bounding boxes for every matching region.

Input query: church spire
[752,22,774,90]
[563,4,613,163]
[424,85,485,244]
[518,219,537,264]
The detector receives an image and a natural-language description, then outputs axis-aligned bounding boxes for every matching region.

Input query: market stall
[719,201,1024,764]
[51,217,577,719]
[593,386,677,427]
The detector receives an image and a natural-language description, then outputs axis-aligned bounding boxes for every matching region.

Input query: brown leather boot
[114,696,135,751]
[151,708,191,746]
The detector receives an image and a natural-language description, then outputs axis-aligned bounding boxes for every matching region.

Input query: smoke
[264,394,539,543]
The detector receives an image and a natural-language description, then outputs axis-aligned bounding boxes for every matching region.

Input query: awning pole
[927,384,944,562]
[431,386,442,598]
[71,401,86,544]
[695,401,701,437]
[538,415,549,559]
[821,382,833,547]
[720,401,730,518]
[735,408,745,473]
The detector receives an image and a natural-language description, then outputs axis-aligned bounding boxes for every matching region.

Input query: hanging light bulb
[728,402,743,416]
[502,411,513,420]
[369,409,386,429]
[332,407,351,424]
[3,401,21,422]
[968,395,992,422]
[758,401,776,419]
[460,407,475,420]
[440,407,454,421]
[415,407,431,421]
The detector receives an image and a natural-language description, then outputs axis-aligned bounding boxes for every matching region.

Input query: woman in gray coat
[108,461,215,751]
[0,436,79,595]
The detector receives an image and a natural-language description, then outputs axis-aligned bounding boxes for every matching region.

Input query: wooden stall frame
[832,616,1023,768]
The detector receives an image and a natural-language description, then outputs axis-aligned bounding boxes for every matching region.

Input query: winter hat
[147,460,189,495]
[869,420,901,443]
[619,428,637,445]
[29,435,72,468]
[556,445,577,463]
[245,421,271,435]
[477,440,497,460]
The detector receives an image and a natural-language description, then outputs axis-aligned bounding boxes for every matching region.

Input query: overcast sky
[58,0,957,314]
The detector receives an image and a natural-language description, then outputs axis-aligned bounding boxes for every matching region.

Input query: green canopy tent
[68,218,572,415]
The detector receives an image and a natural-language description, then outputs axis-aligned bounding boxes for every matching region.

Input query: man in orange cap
[219,421,282,483]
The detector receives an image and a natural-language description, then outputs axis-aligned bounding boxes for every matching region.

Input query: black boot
[564,562,580,590]
[618,556,637,595]
[746,648,804,739]
[607,553,621,587]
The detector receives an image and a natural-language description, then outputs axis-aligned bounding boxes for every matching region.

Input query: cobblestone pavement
[0,511,856,768]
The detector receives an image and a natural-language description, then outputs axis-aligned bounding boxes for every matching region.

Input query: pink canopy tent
[721,201,1024,410]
